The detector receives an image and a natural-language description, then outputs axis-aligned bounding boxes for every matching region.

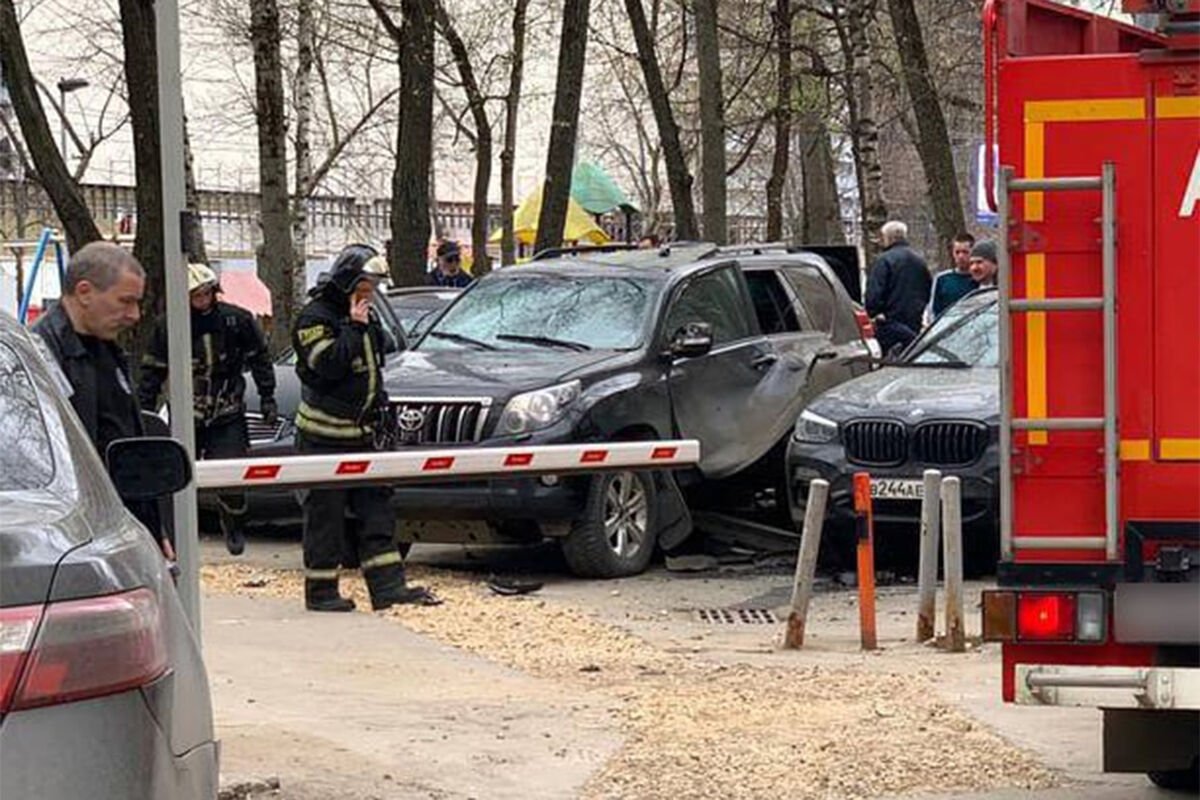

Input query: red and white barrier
[193,440,701,490]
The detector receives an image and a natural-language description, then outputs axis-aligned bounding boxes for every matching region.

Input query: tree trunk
[838,0,886,261]
[250,0,294,352]
[433,0,491,276]
[182,110,208,264]
[624,0,697,241]
[798,107,845,244]
[766,0,792,241]
[0,0,100,253]
[118,0,164,366]
[887,0,964,264]
[500,0,529,266]
[533,0,590,255]
[292,0,314,305]
[693,0,727,244]
[371,0,435,287]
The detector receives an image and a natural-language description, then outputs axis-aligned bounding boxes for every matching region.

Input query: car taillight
[0,605,43,712]
[2,588,167,712]
[854,308,876,340]
[982,590,1106,644]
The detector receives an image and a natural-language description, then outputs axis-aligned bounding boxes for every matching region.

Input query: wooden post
[916,469,943,642]
[942,476,966,652]
[853,472,877,650]
[784,479,829,649]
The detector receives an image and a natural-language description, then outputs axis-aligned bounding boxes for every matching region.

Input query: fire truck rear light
[1075,592,1106,643]
[1017,592,1077,641]
[10,588,168,711]
[982,590,1016,642]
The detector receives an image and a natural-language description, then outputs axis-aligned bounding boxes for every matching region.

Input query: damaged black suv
[384,243,872,577]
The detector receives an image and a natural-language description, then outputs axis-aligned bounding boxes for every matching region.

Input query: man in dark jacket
[138,263,277,556]
[865,221,933,355]
[429,240,472,288]
[32,241,171,556]
[293,243,438,612]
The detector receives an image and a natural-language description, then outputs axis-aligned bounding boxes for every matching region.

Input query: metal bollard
[916,469,943,642]
[853,472,877,651]
[784,480,829,649]
[941,476,966,652]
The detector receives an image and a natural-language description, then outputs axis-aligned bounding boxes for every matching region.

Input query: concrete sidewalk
[203,592,621,799]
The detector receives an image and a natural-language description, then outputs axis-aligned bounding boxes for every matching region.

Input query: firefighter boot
[362,556,441,611]
[218,495,247,556]
[304,578,355,612]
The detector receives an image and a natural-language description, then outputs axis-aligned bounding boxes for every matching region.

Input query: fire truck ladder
[997,162,1119,562]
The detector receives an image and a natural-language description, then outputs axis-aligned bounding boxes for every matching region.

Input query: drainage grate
[694,607,778,625]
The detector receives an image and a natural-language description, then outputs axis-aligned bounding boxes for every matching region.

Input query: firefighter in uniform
[138,263,277,556]
[292,244,439,612]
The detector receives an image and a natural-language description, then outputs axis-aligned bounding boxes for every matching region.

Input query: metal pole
[853,473,877,651]
[58,86,65,162]
[1101,162,1118,562]
[916,469,943,642]
[997,166,1014,561]
[157,0,200,630]
[783,480,829,650]
[942,477,965,653]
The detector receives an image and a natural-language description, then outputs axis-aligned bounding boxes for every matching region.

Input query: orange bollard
[853,472,877,650]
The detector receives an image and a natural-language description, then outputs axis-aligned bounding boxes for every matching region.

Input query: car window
[783,266,836,334]
[0,341,55,491]
[742,269,804,334]
[908,299,998,367]
[664,267,755,346]
[423,274,660,350]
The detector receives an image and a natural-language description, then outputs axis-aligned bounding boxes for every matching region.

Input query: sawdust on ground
[202,563,1057,800]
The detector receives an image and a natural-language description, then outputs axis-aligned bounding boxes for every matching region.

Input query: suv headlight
[499,380,581,435]
[793,409,838,443]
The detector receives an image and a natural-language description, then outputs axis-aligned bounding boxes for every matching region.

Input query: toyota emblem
[397,407,426,433]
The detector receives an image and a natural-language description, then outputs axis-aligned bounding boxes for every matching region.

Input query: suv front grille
[914,422,988,466]
[391,397,491,444]
[842,420,906,466]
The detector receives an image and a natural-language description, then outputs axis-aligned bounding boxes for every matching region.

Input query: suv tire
[562,471,658,578]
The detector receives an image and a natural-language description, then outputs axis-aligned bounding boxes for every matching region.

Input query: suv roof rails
[531,243,641,261]
[531,240,722,265]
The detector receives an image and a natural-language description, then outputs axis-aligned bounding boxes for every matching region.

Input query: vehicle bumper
[786,440,999,525]
[0,684,219,800]
[390,475,589,520]
[1014,664,1200,709]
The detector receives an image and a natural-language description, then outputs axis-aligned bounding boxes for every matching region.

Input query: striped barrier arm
[193,440,701,490]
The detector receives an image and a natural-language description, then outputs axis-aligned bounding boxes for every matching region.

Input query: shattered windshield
[0,341,56,492]
[420,274,661,351]
[908,297,998,368]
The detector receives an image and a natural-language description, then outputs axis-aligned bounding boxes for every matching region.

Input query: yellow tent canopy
[488,185,610,246]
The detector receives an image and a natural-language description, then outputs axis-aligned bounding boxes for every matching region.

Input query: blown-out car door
[779,263,869,396]
[664,265,778,478]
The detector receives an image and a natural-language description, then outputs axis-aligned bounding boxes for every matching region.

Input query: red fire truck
[979,0,1200,790]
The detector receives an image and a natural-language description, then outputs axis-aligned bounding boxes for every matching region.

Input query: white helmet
[187,263,219,294]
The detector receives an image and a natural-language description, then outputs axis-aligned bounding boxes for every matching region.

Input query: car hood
[808,365,998,424]
[384,347,633,399]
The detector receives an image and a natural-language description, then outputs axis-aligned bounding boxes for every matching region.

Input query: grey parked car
[0,312,217,798]
[786,288,1000,574]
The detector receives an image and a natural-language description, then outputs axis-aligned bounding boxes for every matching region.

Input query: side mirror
[669,322,714,359]
[106,437,193,501]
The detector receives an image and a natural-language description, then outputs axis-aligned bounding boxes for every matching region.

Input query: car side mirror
[106,437,193,501]
[669,322,714,359]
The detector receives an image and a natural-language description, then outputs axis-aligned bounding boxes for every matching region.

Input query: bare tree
[694,0,727,244]
[0,0,100,252]
[624,0,697,240]
[250,0,295,351]
[533,0,591,255]
[887,0,964,262]
[432,0,491,276]
[292,0,315,306]
[370,0,435,287]
[182,109,209,264]
[500,0,530,266]
[766,0,792,241]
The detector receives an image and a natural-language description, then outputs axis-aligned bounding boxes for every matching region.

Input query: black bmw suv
[382,243,874,577]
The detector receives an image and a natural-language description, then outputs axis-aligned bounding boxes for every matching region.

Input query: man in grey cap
[969,239,1000,288]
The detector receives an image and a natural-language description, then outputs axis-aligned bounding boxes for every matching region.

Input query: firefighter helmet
[187,263,219,294]
[327,244,389,295]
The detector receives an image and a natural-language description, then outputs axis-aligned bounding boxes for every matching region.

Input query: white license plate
[870,478,924,500]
